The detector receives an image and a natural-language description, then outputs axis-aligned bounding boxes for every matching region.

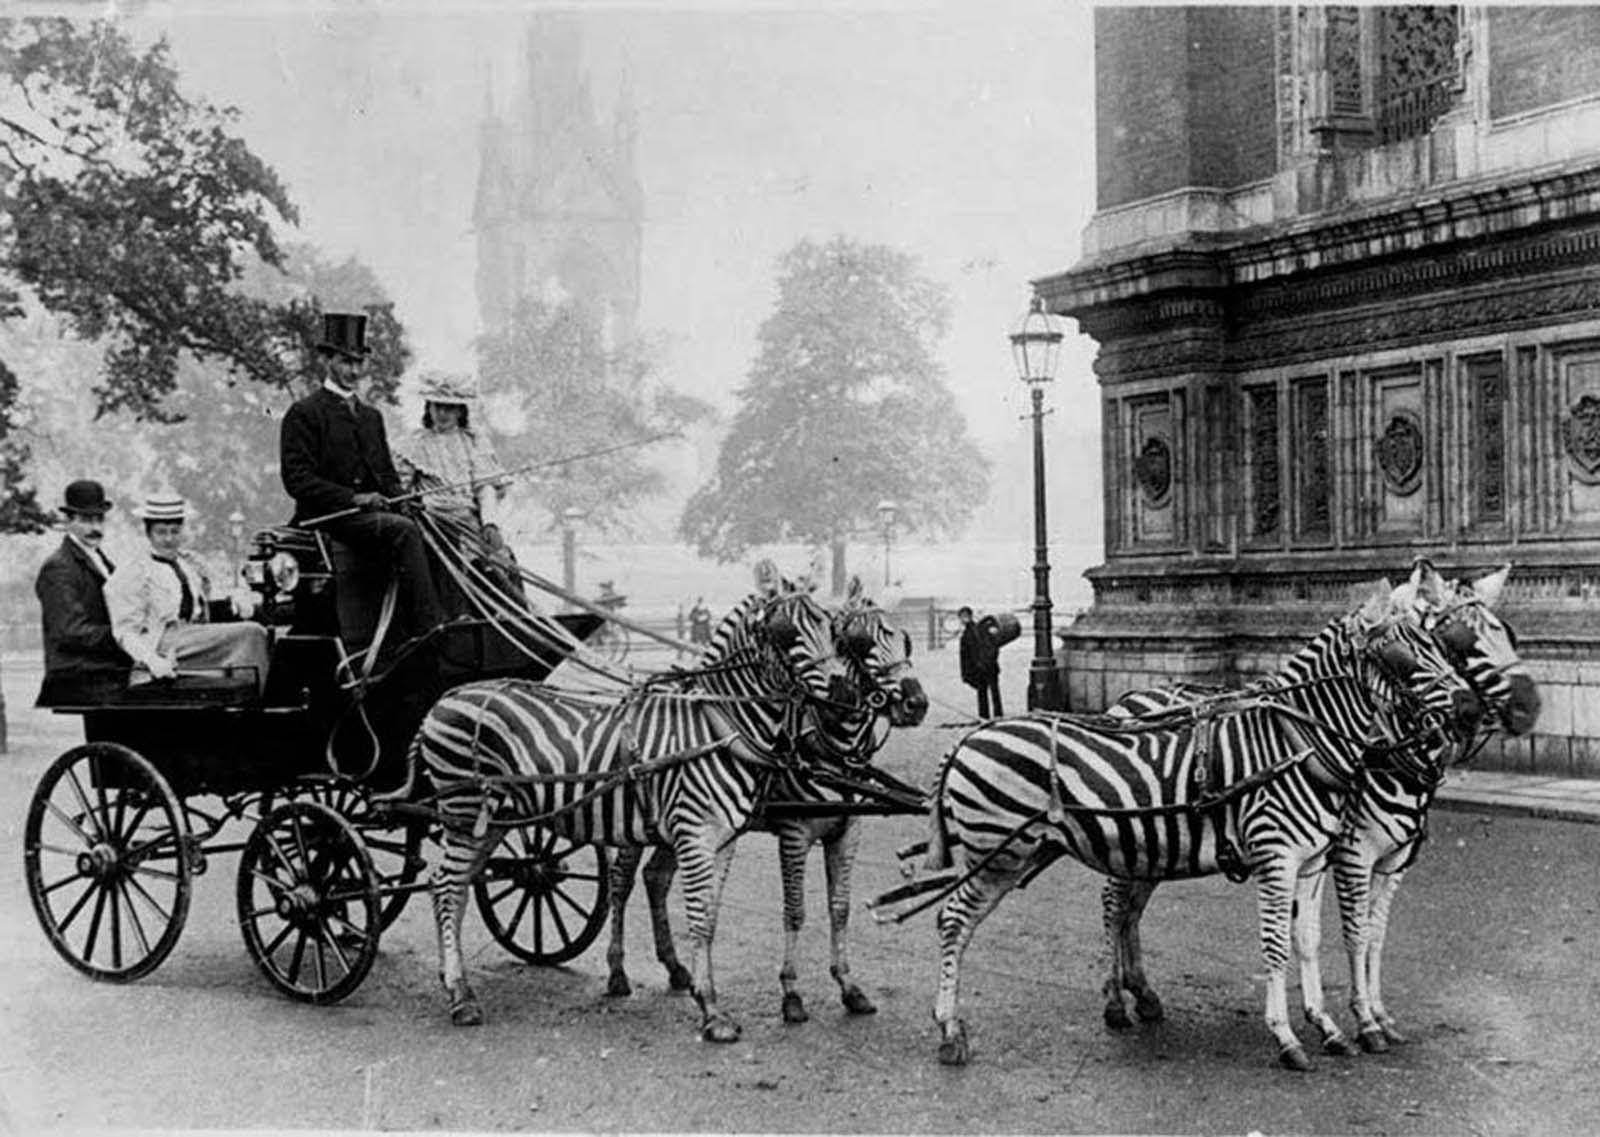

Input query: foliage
[0,17,302,531]
[476,295,712,534]
[679,235,990,564]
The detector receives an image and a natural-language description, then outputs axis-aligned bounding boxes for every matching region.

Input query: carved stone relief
[1564,393,1600,483]
[1376,409,1425,494]
[1135,436,1173,506]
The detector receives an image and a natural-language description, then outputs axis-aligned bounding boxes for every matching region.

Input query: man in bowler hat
[34,479,133,705]
[279,312,445,641]
[957,605,1003,719]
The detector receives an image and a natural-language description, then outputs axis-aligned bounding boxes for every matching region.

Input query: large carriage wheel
[24,743,193,983]
[236,801,380,1004]
[472,827,610,965]
[290,779,429,932]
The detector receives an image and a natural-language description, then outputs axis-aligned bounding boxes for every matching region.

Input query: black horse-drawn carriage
[22,522,609,1004]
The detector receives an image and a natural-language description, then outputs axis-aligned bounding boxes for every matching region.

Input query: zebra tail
[921,748,956,872]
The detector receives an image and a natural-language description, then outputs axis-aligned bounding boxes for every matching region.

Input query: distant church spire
[473,14,643,348]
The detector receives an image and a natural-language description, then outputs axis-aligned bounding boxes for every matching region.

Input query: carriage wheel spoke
[53,877,98,933]
[40,869,90,897]
[81,884,109,965]
[122,872,174,930]
[44,798,97,847]
[261,919,295,958]
[286,928,310,986]
[114,880,153,959]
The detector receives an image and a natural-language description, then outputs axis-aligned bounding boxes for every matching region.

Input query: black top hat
[61,479,113,516]
[315,312,371,360]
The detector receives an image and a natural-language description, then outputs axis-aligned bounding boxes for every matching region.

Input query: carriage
[21,520,620,1005]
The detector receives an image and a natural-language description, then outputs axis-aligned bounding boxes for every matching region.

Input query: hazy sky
[121,0,1103,537]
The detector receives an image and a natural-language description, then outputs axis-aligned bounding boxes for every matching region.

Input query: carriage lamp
[267,551,301,597]
[1011,296,1066,712]
[877,500,897,589]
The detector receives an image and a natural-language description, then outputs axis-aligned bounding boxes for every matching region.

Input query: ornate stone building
[473,15,643,347]
[1045,6,1600,775]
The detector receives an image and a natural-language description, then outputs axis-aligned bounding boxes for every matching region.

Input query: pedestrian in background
[958,605,1003,719]
[689,597,712,647]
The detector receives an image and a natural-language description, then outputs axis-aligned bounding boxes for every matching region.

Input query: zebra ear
[1472,564,1511,608]
[753,558,781,597]
[846,574,864,604]
[1351,579,1393,626]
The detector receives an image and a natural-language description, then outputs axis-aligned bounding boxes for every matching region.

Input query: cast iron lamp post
[561,506,586,602]
[1011,296,1066,711]
[227,509,246,585]
[877,499,897,589]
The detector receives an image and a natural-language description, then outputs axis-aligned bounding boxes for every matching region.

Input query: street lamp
[561,507,586,603]
[877,499,897,589]
[1011,296,1066,712]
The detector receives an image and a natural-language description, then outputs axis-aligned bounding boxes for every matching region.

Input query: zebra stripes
[605,590,929,1024]
[415,583,859,1039]
[917,582,1480,1070]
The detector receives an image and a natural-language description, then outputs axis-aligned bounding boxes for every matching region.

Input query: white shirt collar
[66,532,112,572]
[323,378,358,401]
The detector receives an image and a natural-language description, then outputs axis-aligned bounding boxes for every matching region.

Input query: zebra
[411,572,864,1040]
[1101,562,1540,1061]
[906,581,1482,1071]
[604,582,930,1024]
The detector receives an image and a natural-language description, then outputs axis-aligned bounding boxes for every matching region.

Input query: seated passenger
[105,493,270,693]
[34,479,132,706]
[394,371,525,606]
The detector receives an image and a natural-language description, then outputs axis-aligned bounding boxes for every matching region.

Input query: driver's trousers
[322,510,446,638]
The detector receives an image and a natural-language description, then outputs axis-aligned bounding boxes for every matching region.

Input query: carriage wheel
[291,779,429,932]
[599,623,631,664]
[236,801,380,1004]
[24,742,193,983]
[472,827,610,965]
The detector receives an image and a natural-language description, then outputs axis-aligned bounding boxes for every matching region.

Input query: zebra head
[1345,581,1484,787]
[832,576,928,728]
[1396,559,1541,739]
[741,564,859,710]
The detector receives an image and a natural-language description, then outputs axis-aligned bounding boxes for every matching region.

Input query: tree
[679,236,990,588]
[476,295,712,534]
[0,17,302,530]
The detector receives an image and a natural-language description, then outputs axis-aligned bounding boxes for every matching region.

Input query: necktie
[157,555,195,622]
[98,551,115,578]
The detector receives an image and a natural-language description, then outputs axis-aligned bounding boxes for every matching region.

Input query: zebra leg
[1101,878,1164,1029]
[1255,862,1315,1071]
[776,822,814,1024]
[822,817,876,1016]
[433,825,495,1027]
[1291,869,1355,1056]
[678,827,744,1043]
[1363,869,1408,1048]
[934,863,1025,1067]
[1334,844,1392,1053]
[641,844,694,991]
[604,845,645,997]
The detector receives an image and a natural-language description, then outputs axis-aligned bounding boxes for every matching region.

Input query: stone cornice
[1038,159,1600,325]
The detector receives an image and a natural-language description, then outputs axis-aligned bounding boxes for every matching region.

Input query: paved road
[3,646,1599,1135]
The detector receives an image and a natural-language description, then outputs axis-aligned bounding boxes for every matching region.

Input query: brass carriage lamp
[877,499,897,589]
[1010,296,1066,712]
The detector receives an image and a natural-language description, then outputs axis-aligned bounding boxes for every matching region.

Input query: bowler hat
[61,479,113,516]
[315,312,370,360]
[133,492,189,523]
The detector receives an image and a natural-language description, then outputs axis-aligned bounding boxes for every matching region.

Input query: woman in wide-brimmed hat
[394,372,508,536]
[104,492,270,693]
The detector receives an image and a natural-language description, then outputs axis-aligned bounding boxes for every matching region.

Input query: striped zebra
[1105,561,1540,1059]
[605,584,929,1024]
[412,575,863,1040]
[911,582,1482,1070]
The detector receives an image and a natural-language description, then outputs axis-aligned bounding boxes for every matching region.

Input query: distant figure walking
[957,605,1002,719]
[688,597,713,647]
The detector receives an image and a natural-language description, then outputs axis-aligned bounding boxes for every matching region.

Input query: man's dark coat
[279,387,404,522]
[35,538,130,705]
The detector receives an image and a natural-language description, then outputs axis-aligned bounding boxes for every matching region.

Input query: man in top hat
[34,479,133,706]
[279,311,445,640]
[104,492,270,692]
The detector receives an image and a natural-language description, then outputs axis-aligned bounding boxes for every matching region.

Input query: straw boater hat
[417,372,478,406]
[133,492,189,523]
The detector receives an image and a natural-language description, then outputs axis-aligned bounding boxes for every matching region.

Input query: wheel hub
[275,882,322,922]
[76,842,120,881]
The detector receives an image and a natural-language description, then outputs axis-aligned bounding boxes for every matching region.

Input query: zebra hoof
[1379,1021,1408,1045]
[1322,1034,1358,1057]
[1358,1027,1390,1054]
[1103,1000,1133,1030]
[937,1020,970,1067]
[1277,1043,1314,1072]
[702,1016,743,1043]
[605,972,633,998]
[841,987,878,1016]
[782,992,810,1024]
[667,964,694,992]
[1133,990,1165,1022]
[450,999,484,1028]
